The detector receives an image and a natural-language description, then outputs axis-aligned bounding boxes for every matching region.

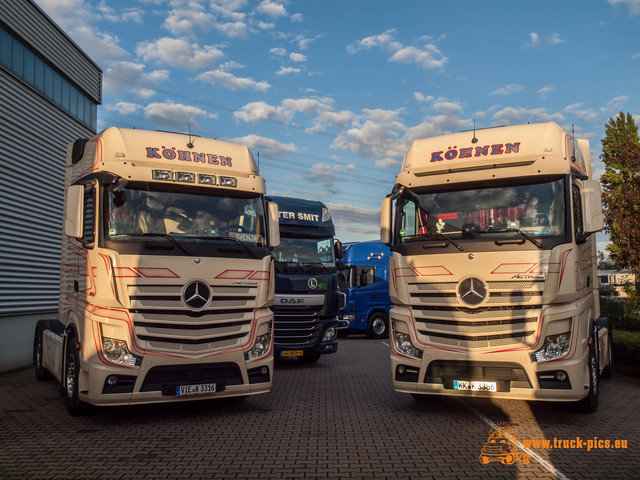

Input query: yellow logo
[479,422,531,466]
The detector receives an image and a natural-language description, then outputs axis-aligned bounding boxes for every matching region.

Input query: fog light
[397,365,406,374]
[534,332,571,362]
[260,366,268,375]
[555,371,567,382]
[106,375,118,386]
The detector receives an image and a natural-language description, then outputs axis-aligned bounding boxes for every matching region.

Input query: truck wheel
[479,455,490,465]
[366,313,388,339]
[34,327,52,381]
[578,339,599,413]
[299,354,321,364]
[64,340,87,416]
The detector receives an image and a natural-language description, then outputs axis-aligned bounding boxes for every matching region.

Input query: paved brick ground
[0,337,637,479]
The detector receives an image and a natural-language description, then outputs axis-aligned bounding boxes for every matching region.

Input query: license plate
[453,380,497,392]
[175,383,217,396]
[281,350,303,357]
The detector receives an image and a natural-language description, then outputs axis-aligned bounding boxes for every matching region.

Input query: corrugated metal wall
[0,0,101,104]
[0,0,100,318]
[0,72,96,316]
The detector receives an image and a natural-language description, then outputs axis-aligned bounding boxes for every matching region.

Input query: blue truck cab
[338,241,391,339]
[267,196,345,363]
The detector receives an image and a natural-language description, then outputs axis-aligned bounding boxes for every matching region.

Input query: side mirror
[334,239,343,260]
[64,185,84,239]
[267,201,280,248]
[583,180,604,233]
[380,197,392,245]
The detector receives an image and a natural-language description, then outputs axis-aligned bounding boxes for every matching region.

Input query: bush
[611,329,640,377]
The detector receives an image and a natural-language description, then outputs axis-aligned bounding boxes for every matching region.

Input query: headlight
[393,332,422,359]
[534,333,571,362]
[102,338,138,366]
[323,327,337,341]
[340,314,355,321]
[246,332,271,360]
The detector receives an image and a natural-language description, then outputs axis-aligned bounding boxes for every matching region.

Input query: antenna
[257,151,260,169]
[471,119,478,143]
[187,124,194,149]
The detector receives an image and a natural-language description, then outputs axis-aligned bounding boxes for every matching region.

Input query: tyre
[299,353,321,364]
[578,336,599,414]
[64,339,87,416]
[34,327,52,381]
[479,455,490,465]
[366,313,388,339]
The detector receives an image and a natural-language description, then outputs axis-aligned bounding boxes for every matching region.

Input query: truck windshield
[273,237,336,272]
[396,178,566,247]
[106,186,266,246]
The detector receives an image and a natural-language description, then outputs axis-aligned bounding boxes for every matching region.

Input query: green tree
[600,112,640,278]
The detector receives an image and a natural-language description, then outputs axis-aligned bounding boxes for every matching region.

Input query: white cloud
[270,47,288,56]
[414,92,434,103]
[332,108,407,164]
[289,52,307,62]
[163,5,217,37]
[326,203,381,240]
[291,13,303,22]
[35,0,94,30]
[347,29,447,69]
[106,102,142,116]
[537,85,555,100]
[276,66,302,75]
[197,70,271,91]
[136,38,224,70]
[103,61,170,98]
[492,107,565,124]
[432,101,463,115]
[491,84,525,96]
[525,32,566,48]
[233,101,292,123]
[256,0,288,18]
[231,134,297,157]
[609,0,640,16]
[144,101,216,129]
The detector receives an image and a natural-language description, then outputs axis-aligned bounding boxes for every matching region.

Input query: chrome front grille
[408,280,543,350]
[127,283,257,353]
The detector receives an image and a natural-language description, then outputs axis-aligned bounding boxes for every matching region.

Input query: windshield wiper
[190,235,259,258]
[111,233,194,256]
[275,261,304,272]
[301,262,334,272]
[482,228,544,249]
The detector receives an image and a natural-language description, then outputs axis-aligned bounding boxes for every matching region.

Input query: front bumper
[78,351,272,407]
[391,348,590,402]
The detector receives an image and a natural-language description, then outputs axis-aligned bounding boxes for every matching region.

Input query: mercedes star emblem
[183,280,211,310]
[457,277,488,306]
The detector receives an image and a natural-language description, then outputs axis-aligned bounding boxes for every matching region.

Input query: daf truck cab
[267,196,344,363]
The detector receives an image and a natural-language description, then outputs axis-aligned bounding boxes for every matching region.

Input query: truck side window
[357,266,375,287]
[572,184,584,241]
[82,186,95,245]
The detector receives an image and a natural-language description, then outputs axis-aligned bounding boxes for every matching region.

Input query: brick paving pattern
[0,337,638,479]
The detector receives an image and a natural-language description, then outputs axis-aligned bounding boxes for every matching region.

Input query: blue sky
[36,0,640,247]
